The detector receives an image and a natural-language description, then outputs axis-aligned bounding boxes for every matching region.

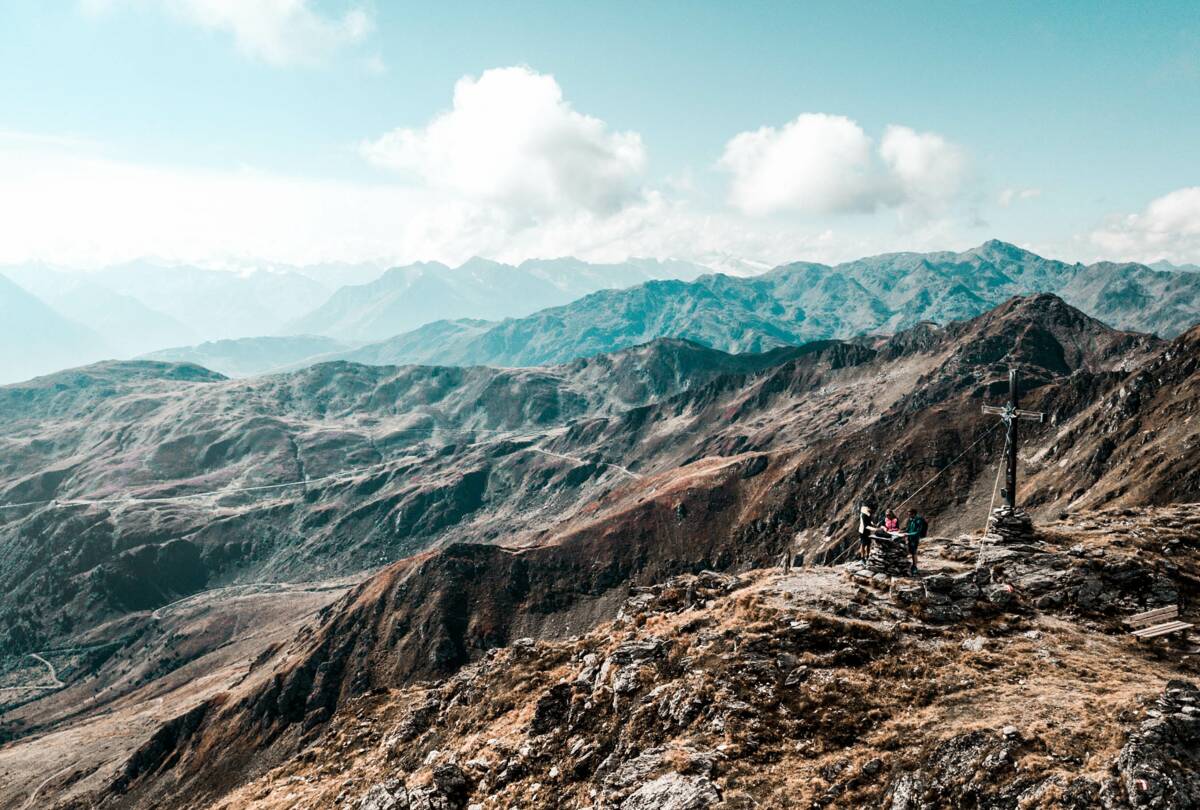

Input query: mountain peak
[972,292,1103,334]
[967,239,1037,262]
[456,256,508,272]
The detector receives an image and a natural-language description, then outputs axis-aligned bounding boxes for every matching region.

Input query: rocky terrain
[48,505,1200,809]
[1,295,1167,654]
[2,293,1200,807]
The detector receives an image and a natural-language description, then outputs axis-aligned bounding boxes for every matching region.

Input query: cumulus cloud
[360,66,647,217]
[81,0,373,66]
[719,114,971,218]
[1088,187,1200,263]
[879,125,970,205]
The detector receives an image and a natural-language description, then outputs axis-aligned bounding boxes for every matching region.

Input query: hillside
[333,240,1200,368]
[48,506,1200,809]
[0,295,1175,653]
[2,295,1199,808]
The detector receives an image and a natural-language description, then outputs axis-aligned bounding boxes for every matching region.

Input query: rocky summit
[1,294,1199,809]
[100,505,1200,810]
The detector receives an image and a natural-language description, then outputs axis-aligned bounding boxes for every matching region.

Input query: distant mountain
[139,335,351,377]
[49,282,198,357]
[1150,259,1200,273]
[334,318,492,368]
[1,265,198,357]
[0,275,112,384]
[330,240,1200,368]
[93,260,331,340]
[283,257,715,342]
[271,260,387,288]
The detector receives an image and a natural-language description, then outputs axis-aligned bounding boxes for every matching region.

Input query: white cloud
[0,136,903,271]
[719,114,971,218]
[879,125,970,206]
[360,66,647,217]
[998,187,1042,207]
[82,0,373,66]
[719,114,888,216]
[1088,187,1200,263]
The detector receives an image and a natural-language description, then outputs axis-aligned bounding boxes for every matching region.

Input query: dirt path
[27,654,63,688]
[0,653,65,693]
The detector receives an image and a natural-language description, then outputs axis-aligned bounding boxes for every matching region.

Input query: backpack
[917,515,928,538]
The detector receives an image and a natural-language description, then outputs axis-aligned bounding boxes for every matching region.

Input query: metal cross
[981,368,1044,508]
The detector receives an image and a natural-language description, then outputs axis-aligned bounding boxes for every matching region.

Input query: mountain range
[5,242,1200,384]
[0,257,717,382]
[0,275,111,384]
[306,240,1200,370]
[281,256,715,342]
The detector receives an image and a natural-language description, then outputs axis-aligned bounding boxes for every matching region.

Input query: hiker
[858,504,875,562]
[884,509,900,533]
[905,508,929,575]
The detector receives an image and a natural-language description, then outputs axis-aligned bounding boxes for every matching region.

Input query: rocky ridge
[103,504,1200,810]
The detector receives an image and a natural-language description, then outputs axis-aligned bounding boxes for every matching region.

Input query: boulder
[359,778,410,810]
[609,637,667,665]
[620,773,721,809]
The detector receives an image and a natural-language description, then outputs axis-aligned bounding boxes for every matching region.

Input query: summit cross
[981,368,1044,509]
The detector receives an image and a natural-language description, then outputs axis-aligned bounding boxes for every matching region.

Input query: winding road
[27,653,63,688]
[0,652,65,692]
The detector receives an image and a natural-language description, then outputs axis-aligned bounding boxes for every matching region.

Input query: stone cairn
[865,533,911,576]
[984,506,1035,545]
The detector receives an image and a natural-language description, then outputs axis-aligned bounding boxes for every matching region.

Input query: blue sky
[1,1,1198,268]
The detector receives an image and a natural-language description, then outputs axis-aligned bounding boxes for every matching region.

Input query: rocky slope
[334,240,1200,369]
[4,294,1200,808]
[0,295,1178,657]
[0,338,814,651]
[82,505,1200,809]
